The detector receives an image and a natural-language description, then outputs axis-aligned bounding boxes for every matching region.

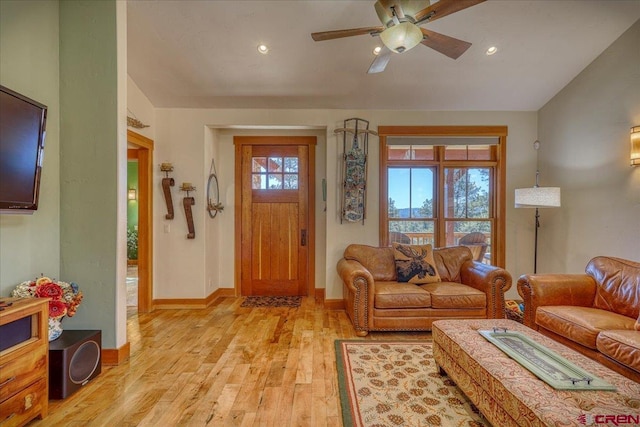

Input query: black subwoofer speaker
[49,330,102,399]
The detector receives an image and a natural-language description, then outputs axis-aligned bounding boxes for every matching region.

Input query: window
[380,127,507,267]
[252,156,299,189]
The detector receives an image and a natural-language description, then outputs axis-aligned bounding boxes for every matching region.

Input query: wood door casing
[235,136,316,297]
[127,130,153,312]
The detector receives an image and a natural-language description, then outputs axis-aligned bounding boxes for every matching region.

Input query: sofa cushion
[419,282,485,309]
[374,282,432,309]
[432,246,473,282]
[392,243,441,284]
[344,244,396,281]
[536,306,636,349]
[586,256,640,319]
[596,330,640,373]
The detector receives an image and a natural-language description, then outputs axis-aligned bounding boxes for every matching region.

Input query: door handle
[301,229,307,247]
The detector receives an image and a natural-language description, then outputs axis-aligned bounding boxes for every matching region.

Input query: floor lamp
[515,171,561,274]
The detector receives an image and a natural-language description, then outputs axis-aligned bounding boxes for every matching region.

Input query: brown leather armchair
[337,244,512,336]
[517,256,640,381]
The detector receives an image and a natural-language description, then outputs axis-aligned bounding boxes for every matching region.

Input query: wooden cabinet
[0,298,48,426]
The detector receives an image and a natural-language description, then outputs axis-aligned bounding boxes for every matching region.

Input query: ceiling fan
[311,0,485,74]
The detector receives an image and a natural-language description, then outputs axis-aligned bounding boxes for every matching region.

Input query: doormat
[240,296,302,308]
[335,340,487,427]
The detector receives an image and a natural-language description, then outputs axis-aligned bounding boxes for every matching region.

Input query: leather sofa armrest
[460,261,512,319]
[517,274,597,329]
[337,258,375,336]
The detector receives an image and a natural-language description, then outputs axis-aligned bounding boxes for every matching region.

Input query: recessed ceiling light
[486,46,498,55]
[257,44,269,54]
[373,46,382,55]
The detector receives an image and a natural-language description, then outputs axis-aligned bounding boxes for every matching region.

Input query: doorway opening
[127,130,154,314]
[126,152,139,314]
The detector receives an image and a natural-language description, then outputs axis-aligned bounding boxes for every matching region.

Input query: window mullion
[465,169,470,219]
[436,147,446,248]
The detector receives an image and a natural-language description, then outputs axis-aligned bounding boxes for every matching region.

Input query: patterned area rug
[240,296,302,308]
[335,340,488,427]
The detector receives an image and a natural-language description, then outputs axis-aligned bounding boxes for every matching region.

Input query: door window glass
[252,156,299,190]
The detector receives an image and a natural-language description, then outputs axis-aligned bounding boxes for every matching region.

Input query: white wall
[150,109,538,300]
[127,75,155,141]
[134,23,640,305]
[0,0,60,294]
[538,20,640,273]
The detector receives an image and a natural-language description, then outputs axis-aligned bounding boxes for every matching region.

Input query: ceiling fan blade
[420,28,472,59]
[367,46,393,74]
[414,0,485,24]
[311,26,384,42]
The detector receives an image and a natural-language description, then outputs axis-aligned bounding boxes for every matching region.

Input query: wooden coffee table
[432,319,640,427]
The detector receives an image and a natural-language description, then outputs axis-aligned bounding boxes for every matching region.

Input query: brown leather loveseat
[337,244,512,336]
[518,256,640,382]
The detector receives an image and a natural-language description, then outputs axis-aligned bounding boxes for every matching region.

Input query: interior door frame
[234,136,316,297]
[127,130,153,312]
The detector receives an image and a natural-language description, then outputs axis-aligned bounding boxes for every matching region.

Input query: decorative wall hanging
[180,182,196,239]
[160,163,175,219]
[206,158,224,218]
[335,118,377,224]
[127,108,150,129]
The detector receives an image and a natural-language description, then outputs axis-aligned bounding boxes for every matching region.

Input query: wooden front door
[236,137,314,296]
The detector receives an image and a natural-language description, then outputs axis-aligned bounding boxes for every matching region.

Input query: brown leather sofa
[337,244,512,336]
[518,256,640,382]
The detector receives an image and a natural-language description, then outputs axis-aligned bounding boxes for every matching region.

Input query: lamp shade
[380,22,423,53]
[515,187,561,208]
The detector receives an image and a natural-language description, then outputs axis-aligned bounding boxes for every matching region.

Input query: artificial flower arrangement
[12,276,83,320]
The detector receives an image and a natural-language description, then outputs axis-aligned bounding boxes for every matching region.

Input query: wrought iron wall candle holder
[180,183,196,239]
[206,158,224,218]
[160,163,175,219]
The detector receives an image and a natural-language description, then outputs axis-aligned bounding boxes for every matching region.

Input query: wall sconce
[160,163,175,219]
[631,126,640,166]
[180,182,196,239]
[127,188,137,201]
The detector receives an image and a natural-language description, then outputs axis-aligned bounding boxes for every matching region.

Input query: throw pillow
[392,243,441,284]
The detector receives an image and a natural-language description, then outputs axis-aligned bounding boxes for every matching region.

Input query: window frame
[379,126,507,268]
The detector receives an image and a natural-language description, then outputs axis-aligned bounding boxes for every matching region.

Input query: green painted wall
[59,0,119,347]
[127,161,139,232]
[127,161,139,261]
[0,0,60,295]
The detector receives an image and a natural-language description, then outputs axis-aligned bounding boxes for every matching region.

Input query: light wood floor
[33,297,431,426]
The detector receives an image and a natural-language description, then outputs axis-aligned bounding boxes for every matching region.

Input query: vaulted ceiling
[127,0,640,111]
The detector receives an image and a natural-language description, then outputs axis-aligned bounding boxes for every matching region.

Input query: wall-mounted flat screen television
[0,85,48,214]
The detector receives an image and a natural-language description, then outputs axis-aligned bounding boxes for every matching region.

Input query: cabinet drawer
[0,378,47,427]
[0,347,47,402]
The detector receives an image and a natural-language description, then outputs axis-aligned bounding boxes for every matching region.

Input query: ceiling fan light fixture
[375,0,431,25]
[380,21,423,54]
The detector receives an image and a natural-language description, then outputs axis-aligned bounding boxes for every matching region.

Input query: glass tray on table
[479,328,616,391]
